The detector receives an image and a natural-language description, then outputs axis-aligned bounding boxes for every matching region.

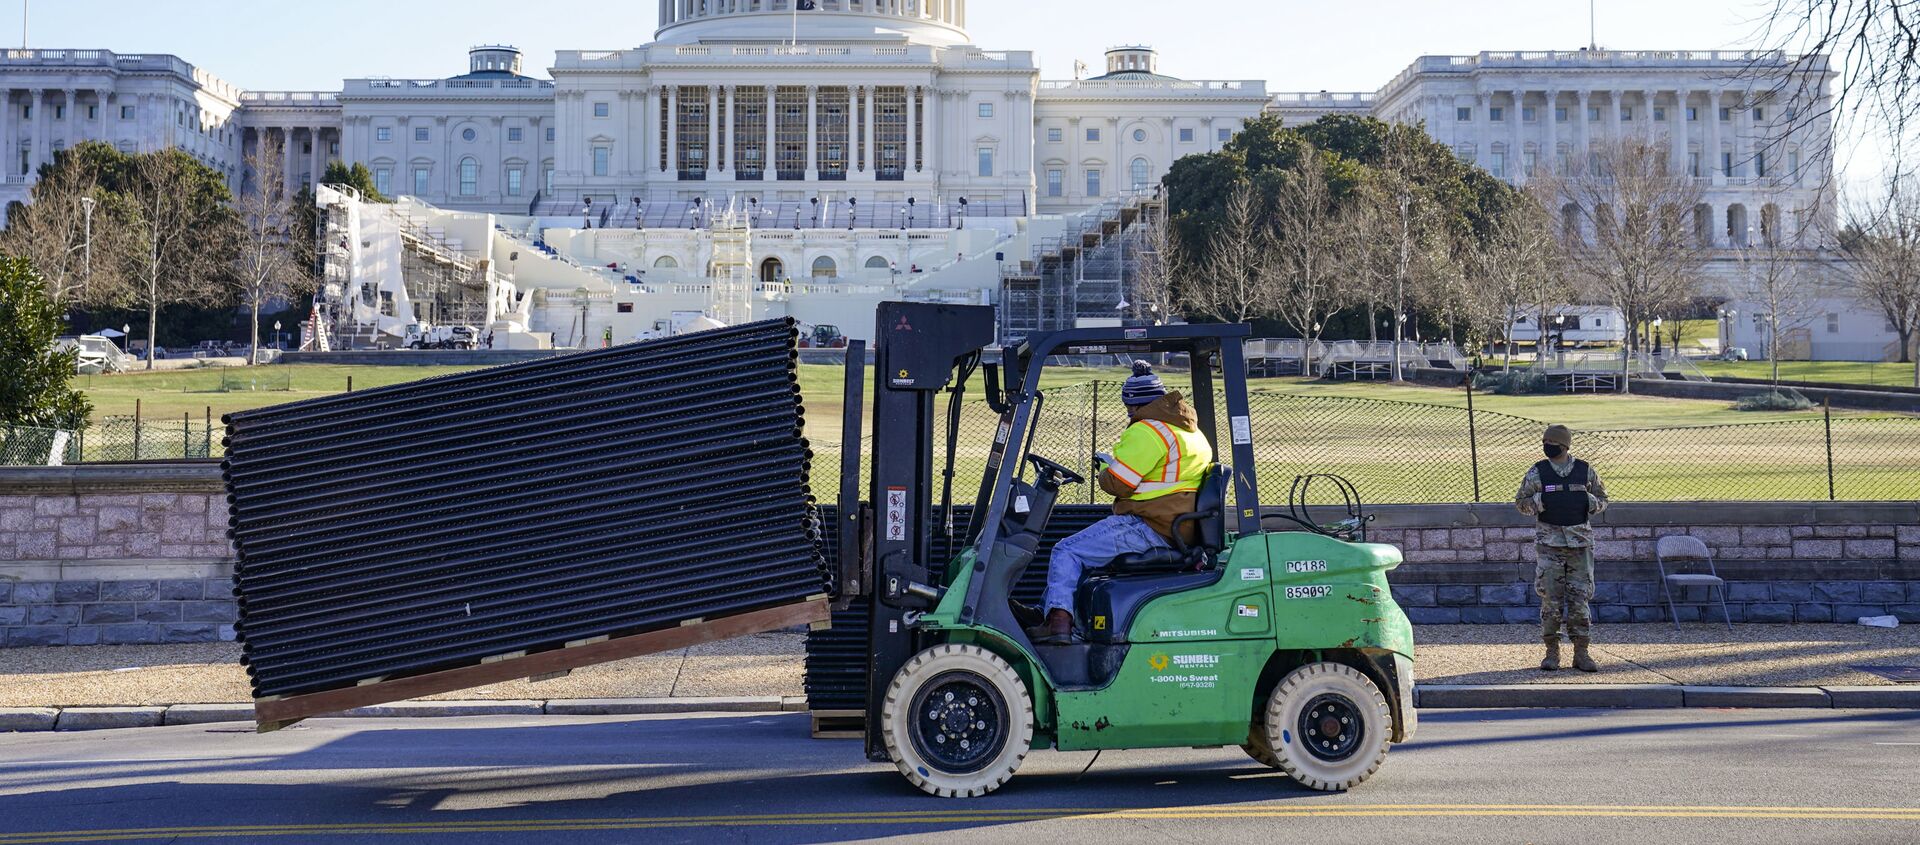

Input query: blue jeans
[1043,515,1170,615]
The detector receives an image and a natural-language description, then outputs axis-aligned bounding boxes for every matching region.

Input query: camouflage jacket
[1515,458,1609,548]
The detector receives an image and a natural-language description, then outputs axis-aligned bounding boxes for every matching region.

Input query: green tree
[0,256,92,429]
[321,160,390,203]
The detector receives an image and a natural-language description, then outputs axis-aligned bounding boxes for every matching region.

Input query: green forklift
[839,302,1416,798]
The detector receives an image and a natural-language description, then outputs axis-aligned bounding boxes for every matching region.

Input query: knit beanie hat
[1121,361,1168,407]
[1543,425,1574,447]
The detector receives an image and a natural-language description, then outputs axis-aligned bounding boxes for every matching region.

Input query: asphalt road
[0,709,1917,845]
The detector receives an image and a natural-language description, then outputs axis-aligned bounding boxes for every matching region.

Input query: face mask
[1544,444,1568,460]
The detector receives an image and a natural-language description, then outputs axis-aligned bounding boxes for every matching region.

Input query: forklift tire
[1241,726,1281,768]
[881,644,1034,798]
[1261,662,1393,792]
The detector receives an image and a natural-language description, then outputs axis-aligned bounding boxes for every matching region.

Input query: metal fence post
[1089,382,1100,505]
[1823,398,1836,501]
[183,413,190,457]
[133,398,142,460]
[1465,370,1482,503]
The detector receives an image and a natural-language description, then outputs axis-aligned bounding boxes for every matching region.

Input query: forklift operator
[1027,361,1214,645]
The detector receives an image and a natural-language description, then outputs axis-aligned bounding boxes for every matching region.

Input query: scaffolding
[708,202,754,327]
[315,187,491,350]
[998,188,1159,345]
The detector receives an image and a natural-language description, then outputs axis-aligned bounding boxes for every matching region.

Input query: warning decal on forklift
[1284,585,1333,600]
[1231,415,1253,445]
[885,487,907,541]
[1236,604,1261,618]
[1240,568,1265,581]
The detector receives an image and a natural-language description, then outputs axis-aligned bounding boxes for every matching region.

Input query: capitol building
[1,0,1867,355]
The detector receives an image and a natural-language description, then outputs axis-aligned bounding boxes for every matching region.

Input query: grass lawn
[1693,359,1920,389]
[1248,377,1882,429]
[74,360,1918,503]
[77,365,490,425]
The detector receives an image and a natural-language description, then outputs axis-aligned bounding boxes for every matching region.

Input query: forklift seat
[1093,464,1232,576]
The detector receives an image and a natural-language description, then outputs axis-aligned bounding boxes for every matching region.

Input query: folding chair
[1656,535,1733,632]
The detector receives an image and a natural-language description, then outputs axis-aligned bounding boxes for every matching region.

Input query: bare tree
[1839,174,1920,384]
[119,151,235,369]
[1752,1,1920,167]
[1470,188,1564,370]
[233,146,312,364]
[1547,137,1712,392]
[1126,202,1184,325]
[1729,198,1826,385]
[1184,180,1271,323]
[1267,146,1348,374]
[0,160,125,308]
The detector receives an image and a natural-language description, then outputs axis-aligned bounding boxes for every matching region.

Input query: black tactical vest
[1534,459,1592,527]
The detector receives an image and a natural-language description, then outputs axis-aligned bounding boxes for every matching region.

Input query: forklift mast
[856,302,998,761]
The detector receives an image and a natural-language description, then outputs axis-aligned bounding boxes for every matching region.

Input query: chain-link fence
[2,418,220,465]
[810,380,1920,505]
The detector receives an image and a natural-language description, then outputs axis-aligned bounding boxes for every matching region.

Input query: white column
[280,128,296,197]
[725,84,737,174]
[765,86,776,178]
[1510,89,1526,183]
[924,87,941,180]
[906,84,918,174]
[1544,89,1560,176]
[61,88,76,156]
[311,128,325,189]
[1708,89,1724,184]
[708,84,720,175]
[1575,91,1590,172]
[0,90,10,177]
[666,86,679,176]
[1673,89,1690,176]
[863,85,876,180]
[1608,89,1623,145]
[805,84,818,179]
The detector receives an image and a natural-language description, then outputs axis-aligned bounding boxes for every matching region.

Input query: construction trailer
[225,303,1415,797]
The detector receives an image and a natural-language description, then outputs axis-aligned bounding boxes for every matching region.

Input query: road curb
[3,687,1915,733]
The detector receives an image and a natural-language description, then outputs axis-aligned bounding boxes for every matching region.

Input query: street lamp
[274,320,283,352]
[120,323,130,354]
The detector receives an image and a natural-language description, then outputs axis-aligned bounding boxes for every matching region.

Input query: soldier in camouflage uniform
[1515,425,1608,672]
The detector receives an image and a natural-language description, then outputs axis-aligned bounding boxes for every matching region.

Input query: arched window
[458,157,479,197]
[1693,204,1715,246]
[1560,204,1582,243]
[1761,203,1782,246]
[653,256,679,269]
[1130,158,1151,190]
[1727,204,1750,246]
[759,257,784,283]
[811,256,838,279]
[865,255,890,270]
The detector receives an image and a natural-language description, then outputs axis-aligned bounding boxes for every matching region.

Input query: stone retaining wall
[1,465,235,647]
[1367,502,1920,625]
[3,466,1917,647]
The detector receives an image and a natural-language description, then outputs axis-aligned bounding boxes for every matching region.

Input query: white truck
[403,323,480,350]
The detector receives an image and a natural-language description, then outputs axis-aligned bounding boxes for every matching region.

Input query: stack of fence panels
[803,505,1111,717]
[224,319,828,702]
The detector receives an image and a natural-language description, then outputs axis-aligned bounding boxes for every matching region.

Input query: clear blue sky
[4,0,1885,181]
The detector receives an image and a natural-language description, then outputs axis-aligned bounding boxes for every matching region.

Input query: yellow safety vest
[1103,418,1212,500]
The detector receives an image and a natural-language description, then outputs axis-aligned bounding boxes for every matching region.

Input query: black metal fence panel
[223,320,829,699]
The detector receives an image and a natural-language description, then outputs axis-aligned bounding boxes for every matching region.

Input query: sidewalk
[1,625,1915,711]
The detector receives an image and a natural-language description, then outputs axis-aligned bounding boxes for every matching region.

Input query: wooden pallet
[254,599,831,732]
[810,709,865,740]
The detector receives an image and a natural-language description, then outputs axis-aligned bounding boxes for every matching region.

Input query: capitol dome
[654,0,970,48]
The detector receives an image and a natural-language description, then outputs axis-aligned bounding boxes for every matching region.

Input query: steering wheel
[1025,454,1086,487]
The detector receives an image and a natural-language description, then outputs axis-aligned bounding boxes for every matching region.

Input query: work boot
[1571,637,1599,673]
[1540,636,1562,672]
[1009,600,1044,630]
[1026,609,1074,645]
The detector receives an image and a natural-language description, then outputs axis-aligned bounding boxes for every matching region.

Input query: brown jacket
[1098,391,1208,544]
